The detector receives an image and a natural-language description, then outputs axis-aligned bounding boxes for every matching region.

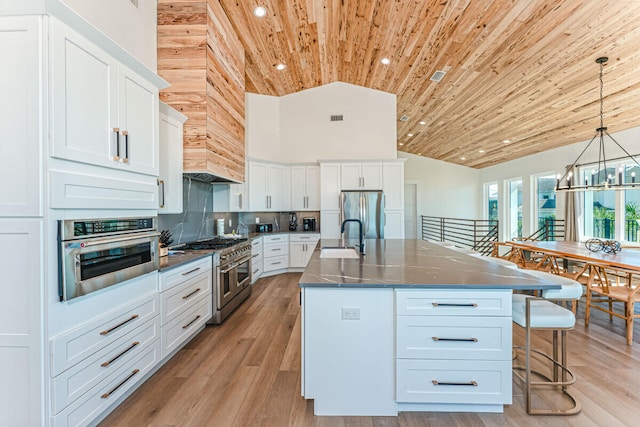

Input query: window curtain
[563,166,583,241]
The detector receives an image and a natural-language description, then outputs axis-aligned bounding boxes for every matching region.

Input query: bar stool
[512,270,582,415]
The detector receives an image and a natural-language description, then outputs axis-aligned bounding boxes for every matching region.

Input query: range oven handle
[219,263,237,274]
[69,231,160,247]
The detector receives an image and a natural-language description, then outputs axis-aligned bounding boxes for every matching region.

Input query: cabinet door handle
[239,194,242,209]
[101,369,140,399]
[432,337,478,342]
[100,314,139,335]
[182,267,201,276]
[122,130,129,163]
[113,128,120,160]
[101,341,140,367]
[182,288,201,300]
[432,380,478,387]
[431,302,478,308]
[182,315,201,329]
[158,179,165,208]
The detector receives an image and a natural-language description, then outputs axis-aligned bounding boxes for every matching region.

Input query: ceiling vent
[430,70,446,82]
[330,114,344,122]
[400,115,410,121]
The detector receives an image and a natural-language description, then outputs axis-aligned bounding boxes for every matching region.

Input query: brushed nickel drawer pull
[272,261,282,265]
[101,369,140,399]
[432,337,478,342]
[431,302,478,307]
[182,267,201,276]
[182,315,201,329]
[100,314,139,336]
[101,341,140,367]
[432,380,478,386]
[182,288,201,300]
[272,248,281,251]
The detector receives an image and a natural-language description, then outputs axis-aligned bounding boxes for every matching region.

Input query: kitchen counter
[159,251,212,272]
[248,230,319,239]
[299,239,559,290]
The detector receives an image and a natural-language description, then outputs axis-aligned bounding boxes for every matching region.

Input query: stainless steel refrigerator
[340,190,384,242]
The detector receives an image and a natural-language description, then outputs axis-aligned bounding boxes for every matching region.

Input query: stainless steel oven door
[217,261,237,310]
[60,231,159,301]
[235,254,252,292]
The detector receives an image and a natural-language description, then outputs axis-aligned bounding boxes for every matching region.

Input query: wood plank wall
[158,0,245,182]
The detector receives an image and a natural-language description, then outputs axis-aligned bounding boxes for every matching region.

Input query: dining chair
[512,270,582,415]
[584,265,640,345]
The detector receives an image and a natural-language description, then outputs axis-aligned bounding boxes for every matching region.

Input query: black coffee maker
[289,212,298,231]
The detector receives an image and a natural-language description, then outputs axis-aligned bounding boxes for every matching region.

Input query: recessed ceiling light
[381,58,390,65]
[502,139,511,144]
[419,121,426,125]
[460,157,466,160]
[254,6,267,17]
[398,143,404,146]
[417,152,422,156]
[407,133,413,137]
[478,150,485,153]
[275,63,286,70]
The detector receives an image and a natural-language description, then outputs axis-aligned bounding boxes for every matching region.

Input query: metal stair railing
[421,216,499,255]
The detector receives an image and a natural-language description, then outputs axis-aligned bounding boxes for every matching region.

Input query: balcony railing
[592,219,640,241]
[421,216,498,255]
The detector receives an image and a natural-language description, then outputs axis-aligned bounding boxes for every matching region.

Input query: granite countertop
[299,239,561,290]
[159,251,213,272]
[248,231,320,239]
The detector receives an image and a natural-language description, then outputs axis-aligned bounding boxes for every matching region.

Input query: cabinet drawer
[264,242,288,257]
[396,359,512,405]
[263,255,288,272]
[252,260,263,280]
[396,316,511,360]
[52,317,160,414]
[161,297,211,358]
[264,234,288,244]
[160,270,212,325]
[289,233,320,243]
[396,290,511,317]
[251,247,263,259]
[53,340,161,427]
[159,256,211,292]
[251,237,263,249]
[51,293,159,376]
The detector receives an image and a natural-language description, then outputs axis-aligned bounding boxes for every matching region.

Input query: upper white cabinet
[249,161,290,211]
[383,161,405,210]
[291,165,320,211]
[0,16,42,217]
[50,19,159,176]
[320,163,341,211]
[159,102,187,213]
[341,162,383,190]
[213,181,249,212]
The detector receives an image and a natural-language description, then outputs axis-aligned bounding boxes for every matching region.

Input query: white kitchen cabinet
[212,180,249,212]
[262,234,289,274]
[158,102,187,213]
[340,162,383,190]
[50,18,159,177]
[320,163,341,210]
[383,161,405,210]
[291,165,320,210]
[251,236,263,283]
[249,161,290,211]
[384,209,405,239]
[289,233,320,268]
[0,16,42,217]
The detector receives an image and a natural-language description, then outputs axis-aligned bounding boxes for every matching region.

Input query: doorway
[404,183,418,239]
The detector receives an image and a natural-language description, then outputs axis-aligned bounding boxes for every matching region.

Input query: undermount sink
[320,247,360,259]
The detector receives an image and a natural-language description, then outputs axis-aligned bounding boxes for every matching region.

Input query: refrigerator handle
[339,192,345,226]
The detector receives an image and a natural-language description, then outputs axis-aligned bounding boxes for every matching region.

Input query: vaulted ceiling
[218,0,640,169]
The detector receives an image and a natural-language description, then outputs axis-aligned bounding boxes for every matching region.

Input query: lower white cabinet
[384,209,405,239]
[289,233,320,268]
[263,234,289,273]
[394,289,512,411]
[159,256,212,358]
[251,236,263,283]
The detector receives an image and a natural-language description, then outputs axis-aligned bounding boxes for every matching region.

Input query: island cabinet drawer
[264,242,288,257]
[53,340,161,427]
[395,290,511,317]
[51,293,159,376]
[396,359,512,405]
[159,256,212,292]
[160,269,212,325]
[263,255,288,272]
[396,316,511,360]
[51,316,160,414]
[162,297,211,358]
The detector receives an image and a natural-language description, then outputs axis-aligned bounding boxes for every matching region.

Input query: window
[507,179,522,239]
[485,182,498,221]
[535,174,557,237]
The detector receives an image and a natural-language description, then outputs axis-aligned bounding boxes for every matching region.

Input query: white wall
[247,82,397,163]
[60,0,157,70]
[399,152,481,219]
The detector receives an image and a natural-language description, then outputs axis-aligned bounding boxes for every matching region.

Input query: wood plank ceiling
[218,0,640,169]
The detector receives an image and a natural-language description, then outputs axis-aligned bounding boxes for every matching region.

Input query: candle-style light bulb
[591,169,596,186]
[608,173,613,185]
[633,171,636,184]
[619,167,624,185]
[567,171,572,189]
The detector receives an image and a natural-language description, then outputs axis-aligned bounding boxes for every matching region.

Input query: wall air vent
[430,70,446,82]
[400,115,410,122]
[330,114,344,122]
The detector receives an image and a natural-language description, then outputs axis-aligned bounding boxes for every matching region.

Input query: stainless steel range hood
[183,172,241,184]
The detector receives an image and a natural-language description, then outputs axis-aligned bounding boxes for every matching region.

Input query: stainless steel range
[181,237,252,324]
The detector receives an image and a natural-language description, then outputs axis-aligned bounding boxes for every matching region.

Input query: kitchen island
[299,239,560,416]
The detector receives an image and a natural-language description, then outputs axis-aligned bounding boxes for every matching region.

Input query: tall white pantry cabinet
[0,8,166,426]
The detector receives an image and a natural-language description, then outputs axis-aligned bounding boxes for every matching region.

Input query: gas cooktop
[181,237,248,251]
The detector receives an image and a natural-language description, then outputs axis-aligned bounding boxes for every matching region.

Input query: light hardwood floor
[100,273,640,426]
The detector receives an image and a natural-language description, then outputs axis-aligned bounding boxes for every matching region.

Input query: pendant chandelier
[555,56,640,192]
